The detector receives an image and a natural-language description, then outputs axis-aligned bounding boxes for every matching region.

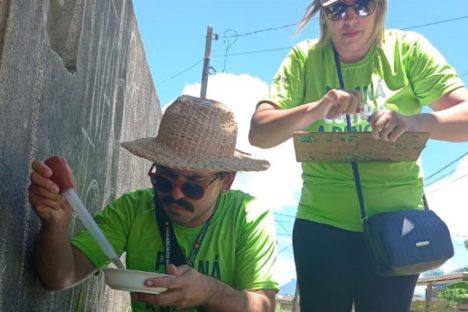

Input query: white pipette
[45,156,125,269]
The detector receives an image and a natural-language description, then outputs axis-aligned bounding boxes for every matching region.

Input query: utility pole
[200,25,214,99]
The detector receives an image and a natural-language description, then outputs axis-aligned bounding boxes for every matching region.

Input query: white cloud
[425,156,468,237]
[275,256,297,287]
[182,73,302,212]
[182,73,301,286]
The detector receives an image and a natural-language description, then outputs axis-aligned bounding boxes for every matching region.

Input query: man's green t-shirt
[267,30,464,232]
[71,189,278,312]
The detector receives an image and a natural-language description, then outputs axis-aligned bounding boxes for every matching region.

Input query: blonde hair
[298,0,387,47]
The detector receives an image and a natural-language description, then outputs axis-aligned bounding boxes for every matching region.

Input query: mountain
[280,278,297,297]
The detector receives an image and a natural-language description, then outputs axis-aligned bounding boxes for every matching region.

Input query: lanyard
[163,213,212,270]
[153,191,217,312]
[154,191,219,271]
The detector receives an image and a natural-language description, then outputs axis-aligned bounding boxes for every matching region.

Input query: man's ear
[222,172,236,191]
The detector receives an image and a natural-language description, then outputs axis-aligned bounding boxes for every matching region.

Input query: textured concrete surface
[0,0,161,311]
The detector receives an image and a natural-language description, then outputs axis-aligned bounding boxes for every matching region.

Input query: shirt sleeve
[266,40,315,110]
[405,32,464,106]
[234,198,279,291]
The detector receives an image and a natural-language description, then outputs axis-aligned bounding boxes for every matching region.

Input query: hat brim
[121,138,270,172]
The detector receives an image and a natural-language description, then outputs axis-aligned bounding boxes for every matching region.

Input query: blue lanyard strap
[185,216,212,267]
[163,213,213,269]
[153,191,217,312]
[154,190,219,270]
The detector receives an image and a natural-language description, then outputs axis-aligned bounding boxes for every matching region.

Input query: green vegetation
[437,239,468,307]
[438,281,468,307]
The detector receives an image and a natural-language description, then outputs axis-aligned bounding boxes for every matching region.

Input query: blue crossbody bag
[332,45,454,276]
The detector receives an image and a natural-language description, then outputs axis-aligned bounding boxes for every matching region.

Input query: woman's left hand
[370,110,419,142]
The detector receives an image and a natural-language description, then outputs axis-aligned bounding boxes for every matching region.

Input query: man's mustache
[160,196,194,212]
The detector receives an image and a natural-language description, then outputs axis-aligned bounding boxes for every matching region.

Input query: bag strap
[331,45,428,222]
[332,45,369,222]
[422,193,430,210]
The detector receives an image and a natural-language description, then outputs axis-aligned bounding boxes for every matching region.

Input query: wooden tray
[293,131,430,162]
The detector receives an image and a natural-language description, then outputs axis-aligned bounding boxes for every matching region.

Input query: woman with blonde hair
[249,0,468,311]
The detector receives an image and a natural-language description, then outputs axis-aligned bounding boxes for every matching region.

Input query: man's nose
[171,180,185,200]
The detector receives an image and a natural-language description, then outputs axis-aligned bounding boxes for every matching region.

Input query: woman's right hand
[28,160,72,225]
[249,89,361,148]
[315,89,361,120]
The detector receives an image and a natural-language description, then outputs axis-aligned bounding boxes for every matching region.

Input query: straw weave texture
[121,95,269,171]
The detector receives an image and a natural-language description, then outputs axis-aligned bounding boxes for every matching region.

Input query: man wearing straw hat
[29,95,278,311]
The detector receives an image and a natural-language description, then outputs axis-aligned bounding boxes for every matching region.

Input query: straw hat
[121,95,270,172]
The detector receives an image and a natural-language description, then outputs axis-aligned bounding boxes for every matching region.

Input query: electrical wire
[218,15,468,39]
[425,171,454,187]
[213,46,292,58]
[222,23,298,39]
[425,152,468,181]
[426,172,468,194]
[278,245,292,254]
[222,29,238,72]
[218,15,468,59]
[275,219,291,236]
[157,15,468,91]
[401,15,468,30]
[156,59,203,85]
[275,212,296,219]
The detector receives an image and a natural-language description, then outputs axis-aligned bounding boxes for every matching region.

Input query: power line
[221,29,238,72]
[156,35,292,83]
[275,219,291,235]
[222,23,298,39]
[219,15,468,59]
[156,59,203,85]
[425,152,468,181]
[213,46,292,58]
[157,15,468,85]
[274,212,296,219]
[278,245,292,254]
[401,15,468,30]
[426,172,468,194]
[220,14,468,40]
[154,46,293,87]
[425,170,454,187]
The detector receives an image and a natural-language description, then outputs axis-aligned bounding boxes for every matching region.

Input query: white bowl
[103,268,169,294]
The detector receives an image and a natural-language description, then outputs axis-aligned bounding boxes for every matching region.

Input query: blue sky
[133,1,468,285]
[133,0,468,179]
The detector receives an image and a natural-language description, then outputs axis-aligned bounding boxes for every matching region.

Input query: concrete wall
[0,0,161,311]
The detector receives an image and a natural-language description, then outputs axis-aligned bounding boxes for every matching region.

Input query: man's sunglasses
[322,0,377,21]
[148,165,220,200]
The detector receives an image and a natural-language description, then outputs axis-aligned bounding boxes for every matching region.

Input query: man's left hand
[132,264,217,310]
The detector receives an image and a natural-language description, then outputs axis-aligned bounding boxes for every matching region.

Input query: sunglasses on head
[148,165,220,200]
[322,0,377,21]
